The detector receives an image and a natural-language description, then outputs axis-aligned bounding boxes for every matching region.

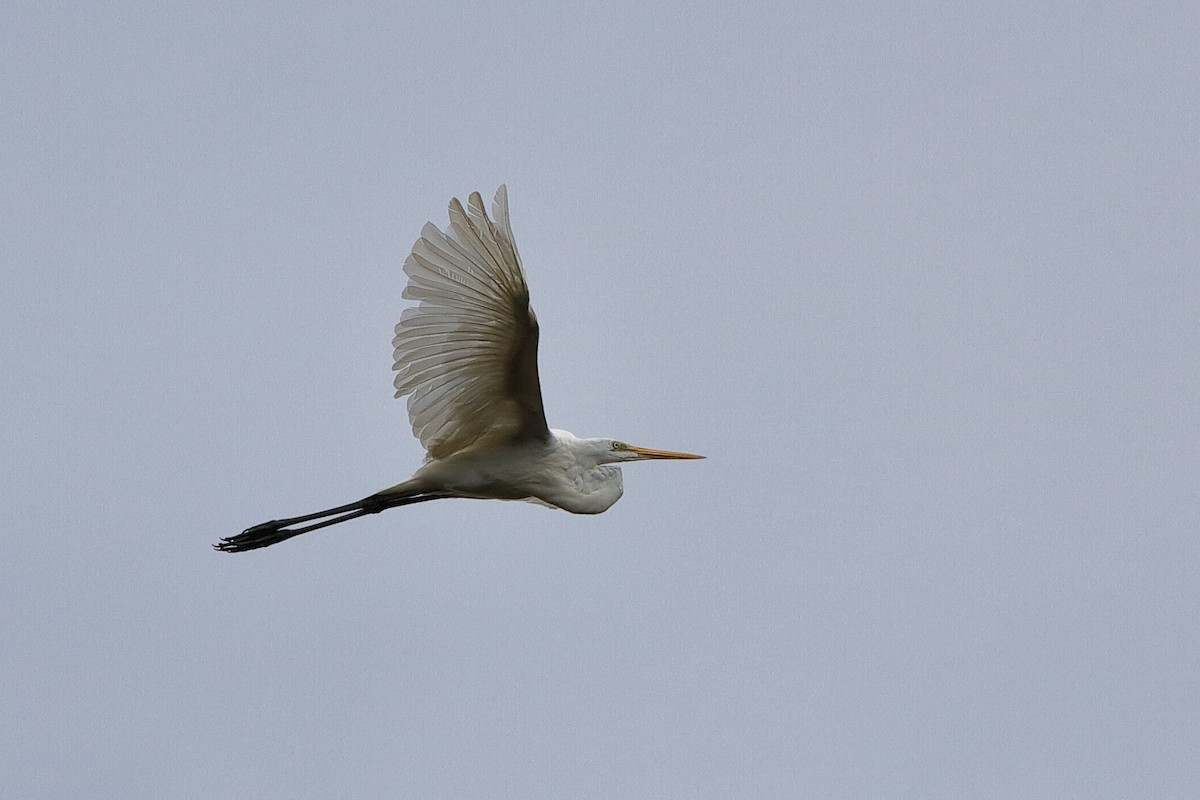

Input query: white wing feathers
[393,186,550,460]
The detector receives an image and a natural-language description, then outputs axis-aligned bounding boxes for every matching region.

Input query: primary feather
[392,186,550,460]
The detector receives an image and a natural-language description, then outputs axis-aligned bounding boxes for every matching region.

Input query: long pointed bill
[628,445,705,460]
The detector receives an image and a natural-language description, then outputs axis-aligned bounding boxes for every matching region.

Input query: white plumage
[393,186,544,459]
[217,186,702,552]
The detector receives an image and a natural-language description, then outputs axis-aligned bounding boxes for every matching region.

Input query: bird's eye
[612,441,626,451]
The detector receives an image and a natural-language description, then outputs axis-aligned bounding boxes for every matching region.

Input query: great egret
[215,186,702,552]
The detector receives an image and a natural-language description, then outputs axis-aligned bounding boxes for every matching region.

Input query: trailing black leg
[214,490,453,552]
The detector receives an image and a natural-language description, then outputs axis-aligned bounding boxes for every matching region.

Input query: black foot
[213,521,300,553]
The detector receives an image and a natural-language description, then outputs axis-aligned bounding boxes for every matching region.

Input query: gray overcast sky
[3,2,1198,797]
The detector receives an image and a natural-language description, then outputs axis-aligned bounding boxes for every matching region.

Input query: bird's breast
[414,441,624,514]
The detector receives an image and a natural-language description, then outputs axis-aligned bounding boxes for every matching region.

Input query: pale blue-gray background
[3,2,1198,797]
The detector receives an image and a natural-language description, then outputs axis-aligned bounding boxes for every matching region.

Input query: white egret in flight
[216,186,703,552]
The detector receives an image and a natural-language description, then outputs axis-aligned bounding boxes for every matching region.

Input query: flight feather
[393,186,550,459]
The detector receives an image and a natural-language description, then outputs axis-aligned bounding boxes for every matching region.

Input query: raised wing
[392,186,551,460]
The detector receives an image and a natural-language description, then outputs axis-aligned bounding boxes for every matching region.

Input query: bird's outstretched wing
[393,186,551,460]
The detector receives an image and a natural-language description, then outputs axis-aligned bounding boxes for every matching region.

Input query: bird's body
[393,429,625,514]
[217,187,701,552]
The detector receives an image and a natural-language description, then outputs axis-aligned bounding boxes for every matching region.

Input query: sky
[3,1,1199,797]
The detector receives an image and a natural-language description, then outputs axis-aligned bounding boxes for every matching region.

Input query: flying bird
[216,186,703,552]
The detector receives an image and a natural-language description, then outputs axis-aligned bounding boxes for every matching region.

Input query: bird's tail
[214,484,452,553]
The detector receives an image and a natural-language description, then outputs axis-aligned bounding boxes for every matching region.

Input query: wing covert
[393,186,550,459]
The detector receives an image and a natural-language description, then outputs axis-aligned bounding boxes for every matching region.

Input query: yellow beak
[628,445,705,460]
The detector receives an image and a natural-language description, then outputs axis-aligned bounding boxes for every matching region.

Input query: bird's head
[597,438,705,466]
[552,430,704,467]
